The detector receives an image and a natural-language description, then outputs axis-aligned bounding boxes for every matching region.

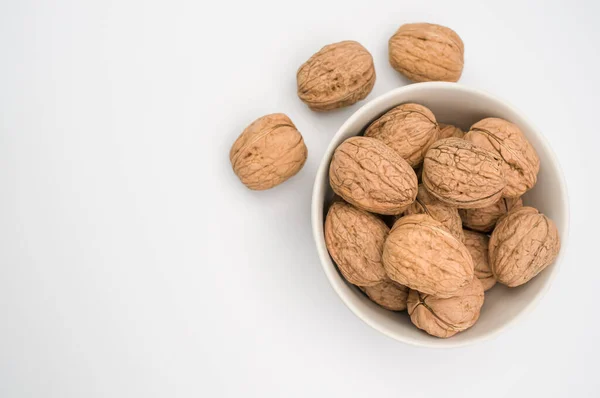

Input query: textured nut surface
[329,136,418,215]
[423,138,506,209]
[489,206,560,287]
[404,184,464,242]
[388,23,464,83]
[382,214,474,297]
[362,280,409,311]
[297,41,375,111]
[407,277,484,338]
[465,118,540,198]
[459,197,523,233]
[463,230,495,291]
[325,201,388,286]
[438,123,464,139]
[230,113,307,190]
[364,103,439,167]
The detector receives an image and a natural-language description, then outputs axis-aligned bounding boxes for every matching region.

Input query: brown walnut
[382,214,474,298]
[489,206,560,287]
[404,184,464,242]
[324,202,389,286]
[364,103,439,167]
[438,123,464,139]
[329,136,418,215]
[463,230,496,291]
[388,23,464,83]
[297,41,375,111]
[362,280,409,311]
[407,277,484,338]
[230,113,307,190]
[459,197,523,233]
[464,118,540,198]
[422,138,506,209]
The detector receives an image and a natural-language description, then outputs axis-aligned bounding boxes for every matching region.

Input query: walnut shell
[422,138,506,209]
[325,201,388,286]
[362,280,409,311]
[329,136,418,215]
[463,230,495,291]
[364,103,439,167]
[459,197,523,233]
[230,113,307,190]
[297,41,376,111]
[382,214,474,298]
[404,184,464,242]
[438,123,464,139]
[489,206,560,287]
[388,23,464,83]
[407,277,484,338]
[464,118,540,198]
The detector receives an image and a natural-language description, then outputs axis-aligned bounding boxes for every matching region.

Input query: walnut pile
[324,107,561,338]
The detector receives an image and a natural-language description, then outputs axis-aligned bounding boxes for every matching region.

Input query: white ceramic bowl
[312,82,569,348]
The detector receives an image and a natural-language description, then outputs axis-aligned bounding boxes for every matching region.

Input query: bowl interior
[312,82,568,347]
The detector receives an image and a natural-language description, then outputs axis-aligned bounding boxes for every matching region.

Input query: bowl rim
[311,82,570,348]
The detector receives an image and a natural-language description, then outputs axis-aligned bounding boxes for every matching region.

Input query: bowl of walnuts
[312,82,569,347]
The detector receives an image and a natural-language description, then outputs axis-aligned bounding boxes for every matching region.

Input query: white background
[1,0,599,397]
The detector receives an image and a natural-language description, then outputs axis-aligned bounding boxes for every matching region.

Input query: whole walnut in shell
[422,138,506,209]
[463,230,495,291]
[329,136,418,215]
[489,206,560,287]
[464,118,540,198]
[297,41,375,111]
[364,103,439,167]
[438,123,464,139]
[459,197,523,233]
[407,277,484,338]
[404,184,464,242]
[230,113,307,190]
[382,214,474,298]
[325,201,388,286]
[388,23,464,83]
[362,280,408,311]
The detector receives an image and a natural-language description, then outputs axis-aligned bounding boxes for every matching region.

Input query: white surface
[312,83,569,347]
[0,0,598,397]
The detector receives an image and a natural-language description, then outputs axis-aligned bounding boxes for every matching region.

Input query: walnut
[388,23,464,83]
[324,201,388,286]
[364,103,439,167]
[407,277,484,338]
[459,197,523,233]
[422,138,506,209]
[438,123,464,139]
[297,41,376,111]
[329,136,418,215]
[463,230,495,291]
[230,113,307,190]
[362,280,409,311]
[464,118,540,198]
[404,184,464,242]
[489,206,560,287]
[382,214,474,298]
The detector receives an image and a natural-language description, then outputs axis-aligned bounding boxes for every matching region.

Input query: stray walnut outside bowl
[312,82,569,348]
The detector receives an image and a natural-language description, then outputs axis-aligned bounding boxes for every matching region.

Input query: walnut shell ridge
[465,118,540,198]
[423,138,506,209]
[382,214,474,298]
[329,136,418,215]
[297,41,376,111]
[230,113,307,190]
[489,206,560,287]
[459,197,523,233]
[362,280,409,311]
[364,103,439,167]
[404,184,464,242]
[438,123,464,140]
[407,277,484,338]
[325,201,388,286]
[388,23,464,83]
[463,230,496,291]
